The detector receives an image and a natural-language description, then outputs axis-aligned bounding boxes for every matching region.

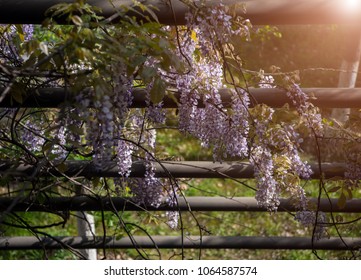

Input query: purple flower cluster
[144,79,166,124]
[222,89,250,158]
[250,108,279,211]
[73,62,134,172]
[164,184,180,229]
[50,125,67,162]
[0,24,33,64]
[258,75,275,88]
[129,159,163,208]
[172,3,255,161]
[176,56,250,161]
[121,119,165,207]
[180,91,250,162]
[89,94,115,169]
[166,210,179,230]
[343,151,361,190]
[344,152,361,180]
[22,24,34,41]
[146,102,166,124]
[113,64,134,127]
[250,146,280,211]
[270,125,312,179]
[116,140,133,177]
[286,83,323,135]
[295,210,327,240]
[20,120,45,152]
[185,3,249,55]
[250,107,311,211]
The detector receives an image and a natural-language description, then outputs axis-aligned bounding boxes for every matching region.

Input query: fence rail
[0,0,360,25]
[1,236,360,250]
[0,160,347,179]
[2,87,361,108]
[1,196,360,212]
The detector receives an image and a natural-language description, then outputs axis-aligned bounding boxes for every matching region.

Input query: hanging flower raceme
[251,145,280,211]
[295,210,327,240]
[175,6,252,162]
[286,82,323,135]
[116,140,133,178]
[224,88,250,158]
[0,24,34,65]
[20,119,46,152]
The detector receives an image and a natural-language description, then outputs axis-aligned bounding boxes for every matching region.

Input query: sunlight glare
[344,0,361,11]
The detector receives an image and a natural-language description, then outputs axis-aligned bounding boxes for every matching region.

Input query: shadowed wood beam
[2,87,361,108]
[1,196,360,213]
[0,0,360,25]
[1,235,360,250]
[0,160,347,179]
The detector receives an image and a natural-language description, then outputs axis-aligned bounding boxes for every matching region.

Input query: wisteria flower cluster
[173,7,251,162]
[0,24,33,65]
[285,82,323,135]
[295,210,327,240]
[20,119,46,152]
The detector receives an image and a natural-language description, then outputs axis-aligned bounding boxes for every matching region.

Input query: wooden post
[331,26,361,122]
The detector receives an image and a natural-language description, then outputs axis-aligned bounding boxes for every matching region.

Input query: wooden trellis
[1,0,361,257]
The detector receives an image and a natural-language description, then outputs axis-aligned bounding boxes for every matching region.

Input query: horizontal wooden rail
[0,0,360,25]
[2,87,361,108]
[0,161,346,179]
[1,196,360,213]
[1,236,360,250]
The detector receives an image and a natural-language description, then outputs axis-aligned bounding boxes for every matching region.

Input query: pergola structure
[1,0,361,256]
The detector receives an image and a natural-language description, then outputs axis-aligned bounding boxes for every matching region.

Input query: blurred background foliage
[241,25,343,87]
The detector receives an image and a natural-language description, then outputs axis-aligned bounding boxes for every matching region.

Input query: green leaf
[92,177,100,188]
[345,188,353,200]
[52,55,64,70]
[138,3,159,23]
[39,42,49,55]
[15,25,25,42]
[71,15,83,26]
[42,141,53,154]
[150,77,166,104]
[327,186,341,193]
[68,124,84,135]
[335,215,344,223]
[140,66,157,83]
[337,192,347,209]
[10,83,25,104]
[56,163,68,173]
[36,192,47,204]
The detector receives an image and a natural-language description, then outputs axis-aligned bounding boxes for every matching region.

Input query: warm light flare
[344,0,361,11]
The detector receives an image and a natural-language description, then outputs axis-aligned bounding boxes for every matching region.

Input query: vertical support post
[76,187,97,260]
[76,211,97,260]
[331,26,361,122]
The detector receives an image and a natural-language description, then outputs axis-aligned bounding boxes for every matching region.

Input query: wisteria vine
[1,1,360,257]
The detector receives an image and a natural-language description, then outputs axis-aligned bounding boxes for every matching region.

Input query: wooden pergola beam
[0,0,360,25]
[0,160,347,179]
[1,196,360,213]
[2,87,361,108]
[1,235,360,250]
